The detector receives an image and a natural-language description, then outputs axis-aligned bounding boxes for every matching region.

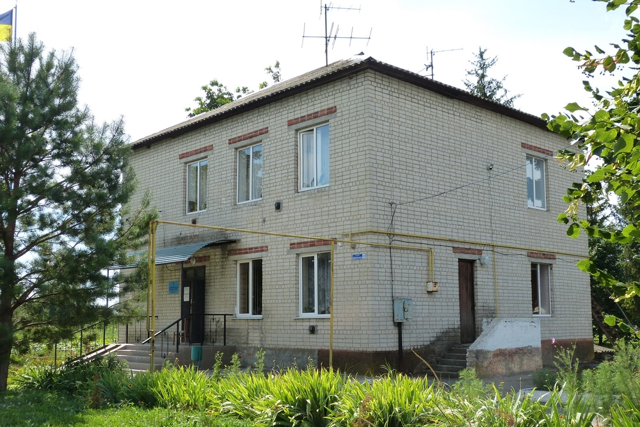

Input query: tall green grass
[13,342,640,426]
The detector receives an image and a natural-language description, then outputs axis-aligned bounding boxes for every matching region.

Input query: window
[531,263,551,316]
[300,252,331,316]
[526,155,546,209]
[237,259,262,317]
[238,144,263,203]
[187,159,208,213]
[299,124,330,190]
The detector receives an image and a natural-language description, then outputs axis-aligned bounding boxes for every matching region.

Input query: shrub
[532,367,557,390]
[15,354,127,396]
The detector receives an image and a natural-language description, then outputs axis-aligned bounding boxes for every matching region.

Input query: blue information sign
[352,253,367,260]
[168,281,179,294]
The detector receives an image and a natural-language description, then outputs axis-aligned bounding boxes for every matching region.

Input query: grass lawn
[0,389,250,427]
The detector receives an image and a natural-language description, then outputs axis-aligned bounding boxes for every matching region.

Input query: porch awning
[109,238,237,269]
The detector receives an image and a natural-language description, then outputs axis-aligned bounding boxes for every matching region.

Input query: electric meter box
[393,298,413,323]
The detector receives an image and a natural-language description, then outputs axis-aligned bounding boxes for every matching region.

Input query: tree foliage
[185,61,281,118]
[463,47,521,108]
[0,34,155,390]
[546,0,640,336]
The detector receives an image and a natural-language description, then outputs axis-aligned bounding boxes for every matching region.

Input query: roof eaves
[132,59,371,149]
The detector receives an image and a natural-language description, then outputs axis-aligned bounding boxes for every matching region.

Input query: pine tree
[463,47,521,108]
[0,34,154,390]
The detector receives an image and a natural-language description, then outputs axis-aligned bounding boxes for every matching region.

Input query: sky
[0,0,631,142]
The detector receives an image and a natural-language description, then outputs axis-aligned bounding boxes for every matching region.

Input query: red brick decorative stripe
[290,240,335,249]
[527,251,556,260]
[228,246,269,256]
[287,106,337,126]
[521,143,553,157]
[228,127,269,145]
[453,247,482,255]
[178,145,213,160]
[185,255,210,264]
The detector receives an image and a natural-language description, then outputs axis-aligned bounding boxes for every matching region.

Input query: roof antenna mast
[424,46,463,80]
[302,3,372,66]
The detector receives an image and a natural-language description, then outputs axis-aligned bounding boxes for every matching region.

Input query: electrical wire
[395,141,575,207]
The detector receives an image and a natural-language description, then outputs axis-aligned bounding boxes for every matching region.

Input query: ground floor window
[237,259,262,317]
[531,263,551,315]
[300,252,331,316]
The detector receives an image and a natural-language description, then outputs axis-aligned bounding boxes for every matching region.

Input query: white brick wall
[123,67,591,353]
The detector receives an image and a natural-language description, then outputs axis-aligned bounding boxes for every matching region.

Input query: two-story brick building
[122,56,592,373]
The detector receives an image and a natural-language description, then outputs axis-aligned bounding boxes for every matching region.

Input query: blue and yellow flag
[0,9,13,42]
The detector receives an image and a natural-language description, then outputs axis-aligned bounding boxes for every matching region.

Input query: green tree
[0,35,154,390]
[463,47,521,107]
[546,0,640,336]
[186,61,281,117]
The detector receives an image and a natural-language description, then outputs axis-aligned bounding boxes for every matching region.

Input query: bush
[532,368,557,390]
[15,354,127,395]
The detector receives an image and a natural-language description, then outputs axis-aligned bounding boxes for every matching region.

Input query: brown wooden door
[458,259,476,343]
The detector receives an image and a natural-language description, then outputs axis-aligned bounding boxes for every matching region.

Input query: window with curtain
[531,263,551,315]
[238,144,263,203]
[299,252,331,316]
[526,155,546,209]
[299,124,330,191]
[187,159,208,213]
[237,259,263,317]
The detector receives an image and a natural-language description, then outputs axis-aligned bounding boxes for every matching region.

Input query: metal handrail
[141,313,232,355]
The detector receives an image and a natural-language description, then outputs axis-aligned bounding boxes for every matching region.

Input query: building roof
[132,56,548,149]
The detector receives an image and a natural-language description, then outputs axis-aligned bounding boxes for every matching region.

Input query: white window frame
[526,155,546,210]
[299,252,331,318]
[237,143,263,204]
[186,159,208,214]
[532,263,552,317]
[298,123,330,191]
[236,259,263,319]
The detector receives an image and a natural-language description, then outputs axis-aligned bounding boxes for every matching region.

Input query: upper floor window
[299,124,330,190]
[237,259,262,317]
[187,159,207,213]
[526,155,546,209]
[238,144,263,203]
[531,263,551,316]
[300,252,331,317]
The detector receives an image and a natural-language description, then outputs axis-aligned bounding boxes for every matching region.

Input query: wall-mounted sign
[168,281,179,294]
[352,253,367,260]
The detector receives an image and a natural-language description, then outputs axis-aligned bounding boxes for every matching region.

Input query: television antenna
[302,3,372,66]
[423,46,463,80]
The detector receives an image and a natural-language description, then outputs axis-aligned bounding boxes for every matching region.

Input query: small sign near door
[352,253,367,260]
[168,281,179,294]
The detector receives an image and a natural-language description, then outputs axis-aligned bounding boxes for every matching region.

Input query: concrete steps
[115,343,165,374]
[430,343,470,379]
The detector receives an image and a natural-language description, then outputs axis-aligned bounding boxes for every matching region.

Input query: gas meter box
[393,298,413,323]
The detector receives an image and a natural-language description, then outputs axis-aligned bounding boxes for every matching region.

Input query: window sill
[186,209,207,215]
[234,315,263,320]
[237,199,262,206]
[298,184,330,193]
[532,314,551,318]
[294,315,330,320]
[527,206,547,211]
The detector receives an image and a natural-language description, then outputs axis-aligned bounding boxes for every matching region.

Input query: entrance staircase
[429,343,470,380]
[115,344,165,374]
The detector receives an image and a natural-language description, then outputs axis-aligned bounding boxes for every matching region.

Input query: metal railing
[53,320,119,367]
[142,313,232,357]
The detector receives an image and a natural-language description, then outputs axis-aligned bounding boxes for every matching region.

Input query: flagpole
[13,1,16,46]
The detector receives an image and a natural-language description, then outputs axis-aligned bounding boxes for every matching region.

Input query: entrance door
[458,259,476,343]
[182,267,206,344]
